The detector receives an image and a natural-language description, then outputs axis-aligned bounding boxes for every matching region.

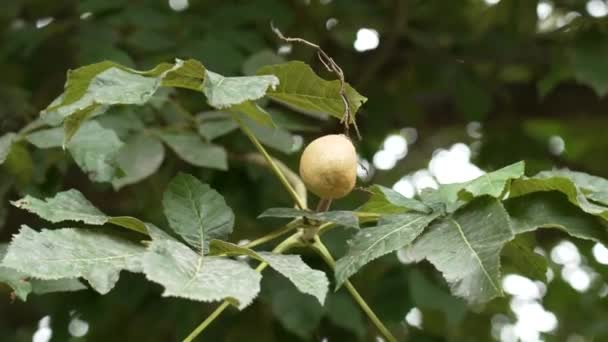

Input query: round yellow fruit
[299,134,357,199]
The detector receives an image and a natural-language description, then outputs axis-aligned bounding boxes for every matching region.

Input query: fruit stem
[316,198,332,212]
[230,112,307,210]
[311,236,399,342]
[182,232,302,342]
[302,198,333,240]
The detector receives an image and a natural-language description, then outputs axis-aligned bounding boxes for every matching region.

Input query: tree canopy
[1,1,608,341]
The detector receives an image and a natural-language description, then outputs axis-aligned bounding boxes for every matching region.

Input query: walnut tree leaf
[162,173,234,252]
[3,226,146,294]
[142,237,260,309]
[335,212,440,288]
[409,198,514,304]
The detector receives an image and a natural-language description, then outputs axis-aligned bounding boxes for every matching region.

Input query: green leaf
[162,173,234,252]
[419,184,468,214]
[197,112,239,141]
[238,112,295,154]
[112,134,165,190]
[419,162,525,213]
[25,127,64,148]
[258,252,328,305]
[12,189,149,235]
[159,132,228,170]
[63,105,109,144]
[142,237,260,309]
[160,59,206,91]
[409,198,513,304]
[12,189,107,225]
[505,192,608,243]
[208,240,329,305]
[30,278,87,295]
[230,100,274,127]
[501,235,547,281]
[0,244,31,301]
[67,120,124,183]
[97,108,146,139]
[257,61,367,121]
[510,176,608,220]
[3,226,146,294]
[0,132,17,165]
[358,184,431,214]
[202,70,279,109]
[458,161,525,199]
[335,212,440,288]
[259,208,359,229]
[538,169,608,206]
[107,217,150,235]
[41,59,205,126]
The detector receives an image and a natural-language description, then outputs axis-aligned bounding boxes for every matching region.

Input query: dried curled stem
[271,23,360,139]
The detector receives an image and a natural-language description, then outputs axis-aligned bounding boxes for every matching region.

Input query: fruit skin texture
[299,134,357,199]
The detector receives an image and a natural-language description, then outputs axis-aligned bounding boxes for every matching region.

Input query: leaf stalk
[230,112,307,210]
[183,232,302,341]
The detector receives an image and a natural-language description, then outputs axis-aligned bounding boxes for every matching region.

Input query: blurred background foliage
[1,0,608,341]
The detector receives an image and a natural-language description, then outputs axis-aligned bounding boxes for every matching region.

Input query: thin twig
[312,236,399,342]
[234,152,308,209]
[230,112,308,210]
[271,23,360,139]
[183,232,303,342]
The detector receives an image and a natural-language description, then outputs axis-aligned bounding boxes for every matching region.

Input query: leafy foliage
[202,70,279,110]
[0,244,86,301]
[505,192,608,242]
[112,134,165,189]
[510,173,608,219]
[259,208,359,229]
[159,132,228,170]
[41,59,205,129]
[209,240,329,305]
[335,212,439,288]
[162,173,234,252]
[257,61,367,121]
[357,184,431,214]
[143,236,261,309]
[3,226,145,294]
[12,189,147,234]
[67,120,124,183]
[409,198,513,304]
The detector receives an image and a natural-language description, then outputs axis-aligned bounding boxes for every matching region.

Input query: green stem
[183,301,230,342]
[243,219,301,249]
[315,212,380,236]
[183,232,302,342]
[312,236,398,342]
[231,113,307,210]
